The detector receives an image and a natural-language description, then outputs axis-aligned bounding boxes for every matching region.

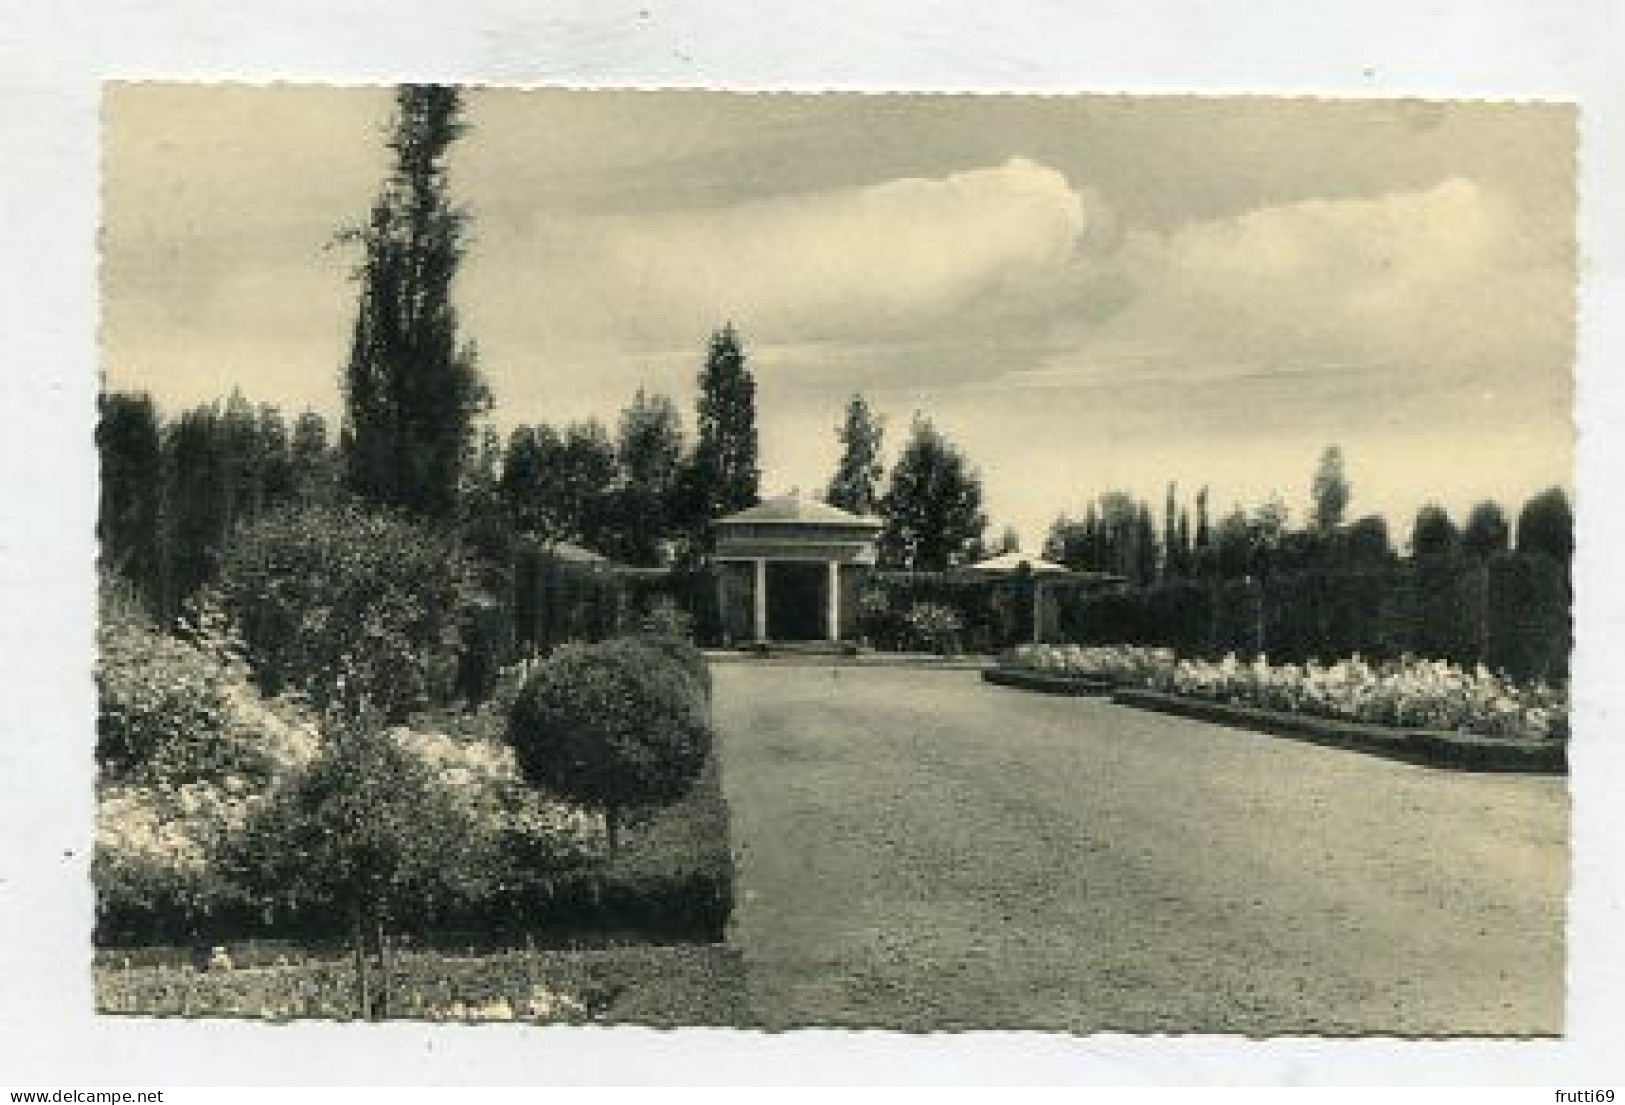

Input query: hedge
[1053,551,1570,683]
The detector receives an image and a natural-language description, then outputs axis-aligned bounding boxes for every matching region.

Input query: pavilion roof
[715,492,882,528]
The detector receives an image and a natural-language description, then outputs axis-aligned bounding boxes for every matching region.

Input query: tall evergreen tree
[1174,507,1193,578]
[96,391,164,604]
[1194,485,1213,575]
[1134,502,1160,586]
[1310,444,1351,533]
[1410,503,1459,559]
[1461,500,1511,559]
[826,393,886,515]
[1162,482,1179,580]
[161,404,230,614]
[614,389,686,564]
[340,84,487,520]
[1515,487,1574,566]
[878,415,987,571]
[687,323,760,531]
[290,410,338,506]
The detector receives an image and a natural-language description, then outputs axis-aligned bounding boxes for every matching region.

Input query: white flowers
[1003,644,1567,741]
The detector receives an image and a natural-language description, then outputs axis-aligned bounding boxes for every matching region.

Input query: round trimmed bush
[506,640,712,824]
[622,632,711,703]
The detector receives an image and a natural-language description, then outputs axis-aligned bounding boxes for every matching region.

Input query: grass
[96,942,746,1026]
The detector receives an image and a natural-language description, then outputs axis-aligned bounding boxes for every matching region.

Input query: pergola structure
[963,551,1125,643]
[711,493,883,644]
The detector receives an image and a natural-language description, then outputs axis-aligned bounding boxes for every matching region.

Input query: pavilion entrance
[766,561,828,641]
[711,492,884,646]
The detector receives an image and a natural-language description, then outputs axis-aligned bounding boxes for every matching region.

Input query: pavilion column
[753,557,768,642]
[826,560,842,641]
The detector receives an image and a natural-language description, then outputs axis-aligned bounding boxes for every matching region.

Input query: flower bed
[999,645,1566,743]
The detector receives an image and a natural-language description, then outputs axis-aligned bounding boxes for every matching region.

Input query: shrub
[904,601,964,655]
[622,633,712,703]
[97,616,238,781]
[506,640,712,851]
[94,780,258,941]
[637,595,694,640]
[217,503,472,719]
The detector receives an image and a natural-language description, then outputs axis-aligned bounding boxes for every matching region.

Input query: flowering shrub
[217,503,472,720]
[637,595,694,640]
[904,601,964,655]
[1002,643,1175,684]
[94,781,257,930]
[1156,653,1566,741]
[1001,645,1567,741]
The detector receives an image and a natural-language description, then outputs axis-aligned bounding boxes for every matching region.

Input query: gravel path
[713,663,1567,1035]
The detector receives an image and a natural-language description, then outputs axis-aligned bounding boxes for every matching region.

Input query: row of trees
[1042,446,1573,587]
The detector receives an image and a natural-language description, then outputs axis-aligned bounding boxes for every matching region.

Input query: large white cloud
[1023,177,1573,402]
[477,156,1090,347]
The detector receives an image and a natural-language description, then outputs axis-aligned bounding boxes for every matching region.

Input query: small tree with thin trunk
[506,639,711,858]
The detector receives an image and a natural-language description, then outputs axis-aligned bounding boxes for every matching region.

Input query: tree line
[1042,446,1573,588]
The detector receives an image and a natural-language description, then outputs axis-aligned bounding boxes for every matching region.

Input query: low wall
[1109,687,1566,774]
[980,668,1116,696]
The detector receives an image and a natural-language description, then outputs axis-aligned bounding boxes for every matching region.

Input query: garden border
[1108,687,1567,774]
[980,667,1117,696]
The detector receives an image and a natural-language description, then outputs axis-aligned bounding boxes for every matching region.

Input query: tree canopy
[878,415,987,572]
[826,393,886,515]
[340,84,487,520]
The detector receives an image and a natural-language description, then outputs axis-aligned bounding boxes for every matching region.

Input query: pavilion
[962,550,1125,643]
[711,492,883,644]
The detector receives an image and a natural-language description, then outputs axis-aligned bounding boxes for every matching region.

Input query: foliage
[1152,653,1566,742]
[216,502,471,719]
[878,415,987,571]
[1410,503,1459,558]
[506,638,713,830]
[685,322,760,535]
[97,392,163,611]
[637,594,695,640]
[1516,486,1574,567]
[1310,444,1351,532]
[623,632,712,702]
[1002,643,1174,684]
[1002,645,1567,741]
[230,714,498,936]
[826,393,886,515]
[95,593,316,786]
[903,601,965,655]
[613,389,687,565]
[1462,500,1511,558]
[340,84,487,519]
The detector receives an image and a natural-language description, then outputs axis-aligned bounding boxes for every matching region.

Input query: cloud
[1029,177,1574,405]
[475,157,1091,348]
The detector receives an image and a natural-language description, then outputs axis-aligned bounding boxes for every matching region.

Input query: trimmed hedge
[1054,552,1570,684]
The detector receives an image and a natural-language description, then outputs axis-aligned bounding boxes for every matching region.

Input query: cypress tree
[340,84,487,520]
[688,322,760,526]
[826,393,886,515]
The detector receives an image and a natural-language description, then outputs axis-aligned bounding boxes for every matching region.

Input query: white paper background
[1,0,1620,1086]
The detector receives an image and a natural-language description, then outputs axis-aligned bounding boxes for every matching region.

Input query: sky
[101,85,1576,548]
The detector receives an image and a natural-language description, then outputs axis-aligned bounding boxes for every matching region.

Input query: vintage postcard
[91,84,1573,1039]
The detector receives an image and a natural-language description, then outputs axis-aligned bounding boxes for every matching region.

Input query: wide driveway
[713,662,1567,1034]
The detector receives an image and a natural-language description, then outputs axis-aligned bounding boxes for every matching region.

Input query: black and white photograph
[87,83,1576,1037]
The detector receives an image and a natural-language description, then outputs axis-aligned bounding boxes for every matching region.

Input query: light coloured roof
[965,551,1072,574]
[715,492,882,528]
